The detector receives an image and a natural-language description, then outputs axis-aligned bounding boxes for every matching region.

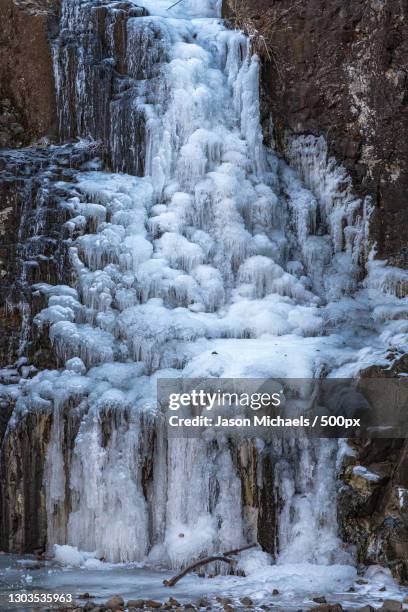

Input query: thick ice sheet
[0,553,406,611]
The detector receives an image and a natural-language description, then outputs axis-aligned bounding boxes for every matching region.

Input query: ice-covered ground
[0,551,406,611]
[1,0,408,604]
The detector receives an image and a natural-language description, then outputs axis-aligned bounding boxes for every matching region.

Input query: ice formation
[1,0,408,582]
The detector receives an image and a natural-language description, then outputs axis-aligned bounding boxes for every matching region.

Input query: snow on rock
[352,465,381,482]
[53,545,100,568]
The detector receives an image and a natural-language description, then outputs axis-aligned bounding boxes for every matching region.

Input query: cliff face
[223,0,408,265]
[0,145,99,369]
[337,356,408,584]
[339,438,408,584]
[0,0,59,147]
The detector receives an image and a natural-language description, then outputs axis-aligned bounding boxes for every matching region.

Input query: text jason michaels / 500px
[167,414,361,429]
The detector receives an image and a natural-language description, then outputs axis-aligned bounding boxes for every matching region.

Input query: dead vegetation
[225,0,275,59]
[225,0,302,68]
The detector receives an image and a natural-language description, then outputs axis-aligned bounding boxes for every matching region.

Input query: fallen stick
[163,556,235,587]
[222,543,257,556]
[163,543,257,587]
[167,0,184,10]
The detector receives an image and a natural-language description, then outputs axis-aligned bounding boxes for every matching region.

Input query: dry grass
[226,0,275,60]
[225,0,302,70]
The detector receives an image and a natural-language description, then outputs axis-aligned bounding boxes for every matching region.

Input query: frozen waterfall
[1,0,408,584]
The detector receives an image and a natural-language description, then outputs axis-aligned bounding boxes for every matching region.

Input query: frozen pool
[0,554,407,610]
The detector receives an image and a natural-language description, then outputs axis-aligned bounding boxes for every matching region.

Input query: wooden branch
[163,556,235,587]
[163,544,257,587]
[222,543,257,557]
[167,0,184,10]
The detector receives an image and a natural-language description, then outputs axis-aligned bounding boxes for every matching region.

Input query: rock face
[0,409,52,552]
[0,0,59,147]
[337,357,408,584]
[52,0,152,174]
[222,0,408,265]
[0,144,100,368]
[339,438,408,584]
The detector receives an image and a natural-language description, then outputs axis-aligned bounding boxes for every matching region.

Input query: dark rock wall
[0,410,52,553]
[0,145,100,369]
[233,441,279,557]
[339,438,408,584]
[338,357,408,584]
[53,0,157,175]
[0,149,64,368]
[222,0,408,265]
[0,0,59,147]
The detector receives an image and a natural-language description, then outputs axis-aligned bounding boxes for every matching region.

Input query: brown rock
[143,601,162,609]
[338,426,408,584]
[195,598,209,608]
[105,595,124,610]
[343,464,384,501]
[379,601,403,611]
[0,407,52,552]
[0,0,58,146]
[167,598,180,607]
[126,601,145,609]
